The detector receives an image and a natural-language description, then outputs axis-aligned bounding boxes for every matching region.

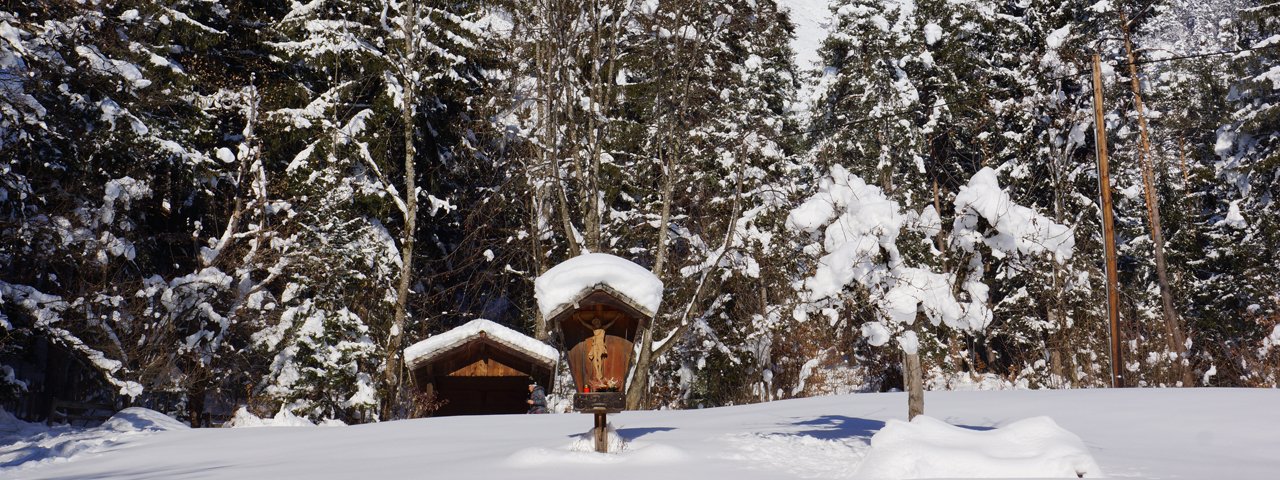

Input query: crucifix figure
[578,316,616,384]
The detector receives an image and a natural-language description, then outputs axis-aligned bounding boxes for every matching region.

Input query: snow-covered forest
[1,0,1277,426]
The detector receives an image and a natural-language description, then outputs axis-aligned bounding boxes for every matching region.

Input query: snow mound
[854,415,1101,479]
[0,408,51,448]
[1,407,184,471]
[404,318,558,370]
[568,423,628,454]
[227,407,322,428]
[9,389,1280,479]
[506,423,687,466]
[534,253,663,318]
[100,407,190,433]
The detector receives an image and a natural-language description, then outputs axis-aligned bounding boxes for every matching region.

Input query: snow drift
[855,415,1101,478]
[1,407,187,471]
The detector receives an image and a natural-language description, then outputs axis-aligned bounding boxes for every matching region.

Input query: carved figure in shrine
[579,316,616,384]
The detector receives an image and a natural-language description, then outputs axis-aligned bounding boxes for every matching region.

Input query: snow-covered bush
[787,164,1074,396]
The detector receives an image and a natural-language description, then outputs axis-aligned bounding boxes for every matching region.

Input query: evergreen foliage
[2,0,1277,422]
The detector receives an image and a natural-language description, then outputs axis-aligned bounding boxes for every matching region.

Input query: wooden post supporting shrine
[593,407,608,453]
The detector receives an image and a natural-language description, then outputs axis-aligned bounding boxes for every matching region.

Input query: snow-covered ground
[3,388,1278,479]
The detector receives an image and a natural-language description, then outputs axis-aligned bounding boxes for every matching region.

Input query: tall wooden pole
[1092,54,1124,389]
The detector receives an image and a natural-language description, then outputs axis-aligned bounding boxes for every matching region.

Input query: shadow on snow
[788,415,885,440]
[788,415,993,441]
[615,427,677,441]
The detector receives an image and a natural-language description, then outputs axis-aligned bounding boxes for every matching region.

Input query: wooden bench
[47,399,115,426]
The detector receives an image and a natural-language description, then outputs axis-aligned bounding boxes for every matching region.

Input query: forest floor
[3,388,1278,479]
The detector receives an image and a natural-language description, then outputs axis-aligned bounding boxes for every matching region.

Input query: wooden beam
[594,407,608,453]
[1092,53,1124,389]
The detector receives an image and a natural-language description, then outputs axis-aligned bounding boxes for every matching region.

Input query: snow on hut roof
[403,319,558,370]
[534,253,664,319]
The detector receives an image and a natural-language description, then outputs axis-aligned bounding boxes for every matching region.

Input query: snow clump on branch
[787,166,1074,354]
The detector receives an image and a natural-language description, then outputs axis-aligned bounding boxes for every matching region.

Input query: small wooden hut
[404,319,558,416]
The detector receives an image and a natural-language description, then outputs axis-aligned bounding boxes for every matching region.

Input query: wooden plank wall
[567,335,633,392]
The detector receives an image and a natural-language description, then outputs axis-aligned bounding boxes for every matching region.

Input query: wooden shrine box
[546,284,653,413]
[405,320,557,417]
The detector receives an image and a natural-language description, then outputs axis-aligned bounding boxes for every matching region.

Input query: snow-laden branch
[789,166,1075,354]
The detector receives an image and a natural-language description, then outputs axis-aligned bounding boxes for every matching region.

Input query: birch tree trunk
[1122,17,1195,387]
[624,1,702,409]
[541,0,581,257]
[530,14,551,340]
[383,0,421,419]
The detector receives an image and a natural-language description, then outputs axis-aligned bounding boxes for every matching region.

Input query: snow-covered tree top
[787,166,1075,354]
[403,319,558,370]
[534,253,664,319]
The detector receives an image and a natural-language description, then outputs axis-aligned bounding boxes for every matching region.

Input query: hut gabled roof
[404,319,558,371]
[534,253,663,321]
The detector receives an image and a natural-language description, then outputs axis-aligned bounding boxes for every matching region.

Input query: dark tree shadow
[615,427,677,441]
[789,415,886,440]
[789,415,995,441]
[564,426,677,441]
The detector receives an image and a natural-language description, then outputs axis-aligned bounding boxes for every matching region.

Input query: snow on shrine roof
[534,253,664,319]
[403,319,558,370]
[535,253,665,321]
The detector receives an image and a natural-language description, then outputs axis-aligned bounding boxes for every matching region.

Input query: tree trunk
[188,383,206,428]
[626,325,655,409]
[582,3,603,252]
[905,351,924,420]
[561,37,589,251]
[531,26,551,341]
[582,1,627,254]
[624,2,705,409]
[1178,136,1191,198]
[530,179,548,340]
[626,146,677,410]
[383,1,420,419]
[627,144,744,410]
[1050,142,1070,387]
[543,0,581,257]
[1122,18,1195,387]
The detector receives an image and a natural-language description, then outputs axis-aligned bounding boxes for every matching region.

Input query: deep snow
[3,388,1278,479]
